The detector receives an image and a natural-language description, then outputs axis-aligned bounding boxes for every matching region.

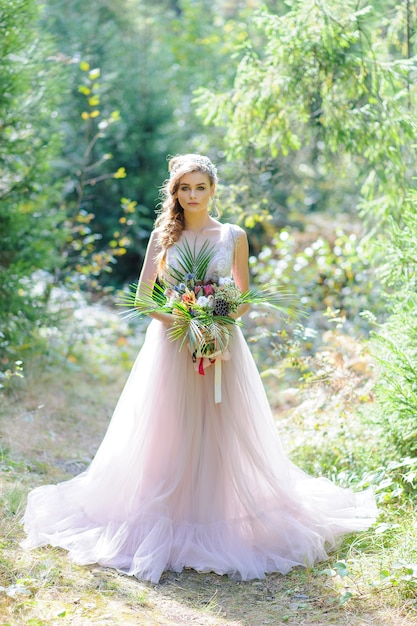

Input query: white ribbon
[215,357,222,404]
[189,344,230,403]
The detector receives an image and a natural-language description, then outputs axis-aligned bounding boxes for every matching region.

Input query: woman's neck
[183,214,213,233]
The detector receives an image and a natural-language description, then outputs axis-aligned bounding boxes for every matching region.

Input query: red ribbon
[198,358,205,375]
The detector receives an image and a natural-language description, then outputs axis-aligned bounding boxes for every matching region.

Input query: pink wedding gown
[21,223,377,583]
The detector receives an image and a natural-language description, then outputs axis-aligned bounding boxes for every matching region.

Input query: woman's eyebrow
[180,181,208,186]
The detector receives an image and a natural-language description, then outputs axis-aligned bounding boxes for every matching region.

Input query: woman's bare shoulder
[227,223,247,243]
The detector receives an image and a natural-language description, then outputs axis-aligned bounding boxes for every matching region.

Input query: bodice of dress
[165,223,239,283]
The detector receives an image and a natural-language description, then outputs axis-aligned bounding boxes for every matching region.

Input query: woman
[22,153,377,583]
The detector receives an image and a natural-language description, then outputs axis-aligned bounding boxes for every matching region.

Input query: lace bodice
[165,223,240,283]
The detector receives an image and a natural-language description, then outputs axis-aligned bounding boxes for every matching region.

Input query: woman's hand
[149,311,175,327]
[229,302,250,320]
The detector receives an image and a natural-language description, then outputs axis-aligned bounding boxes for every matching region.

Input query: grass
[1,312,417,625]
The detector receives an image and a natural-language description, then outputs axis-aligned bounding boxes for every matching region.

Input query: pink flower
[203,284,215,296]
[195,285,201,295]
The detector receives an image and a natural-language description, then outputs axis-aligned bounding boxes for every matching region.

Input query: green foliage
[372,292,417,458]
[0,362,24,392]
[367,198,417,466]
[197,0,413,161]
[195,0,417,230]
[53,62,138,292]
[249,226,381,360]
[38,0,193,282]
[0,0,64,374]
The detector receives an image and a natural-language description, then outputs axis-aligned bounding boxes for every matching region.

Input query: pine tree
[0,0,64,377]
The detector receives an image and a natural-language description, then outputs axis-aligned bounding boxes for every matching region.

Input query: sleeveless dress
[21,223,377,583]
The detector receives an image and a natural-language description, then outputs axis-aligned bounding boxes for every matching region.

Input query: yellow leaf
[78,85,91,95]
[244,215,256,228]
[88,68,101,80]
[90,110,100,118]
[114,167,126,179]
[123,200,137,213]
[119,216,127,224]
[81,111,90,120]
[88,95,100,106]
[79,61,90,71]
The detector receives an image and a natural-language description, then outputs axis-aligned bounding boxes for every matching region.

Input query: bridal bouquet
[119,240,297,400]
[120,239,295,351]
[163,272,243,361]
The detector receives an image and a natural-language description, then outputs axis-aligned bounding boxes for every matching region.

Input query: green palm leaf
[117,281,169,319]
[240,286,302,318]
[167,305,194,347]
[167,239,215,283]
[177,310,235,355]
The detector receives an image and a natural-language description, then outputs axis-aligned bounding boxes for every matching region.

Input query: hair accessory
[169,154,218,180]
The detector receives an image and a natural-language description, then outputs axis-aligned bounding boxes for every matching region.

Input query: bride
[21,153,377,583]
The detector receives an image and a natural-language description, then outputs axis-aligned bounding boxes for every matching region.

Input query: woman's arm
[135,230,174,326]
[231,227,250,319]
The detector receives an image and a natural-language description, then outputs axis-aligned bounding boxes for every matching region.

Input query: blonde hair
[154,154,218,272]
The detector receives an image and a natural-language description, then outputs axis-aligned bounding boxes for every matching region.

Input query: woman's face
[176,171,214,215]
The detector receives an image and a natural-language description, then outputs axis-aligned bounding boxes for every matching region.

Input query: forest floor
[1,311,417,626]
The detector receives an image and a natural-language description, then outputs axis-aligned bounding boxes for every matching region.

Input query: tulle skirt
[21,320,377,583]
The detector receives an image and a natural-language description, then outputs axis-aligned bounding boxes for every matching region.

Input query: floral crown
[169,154,218,181]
